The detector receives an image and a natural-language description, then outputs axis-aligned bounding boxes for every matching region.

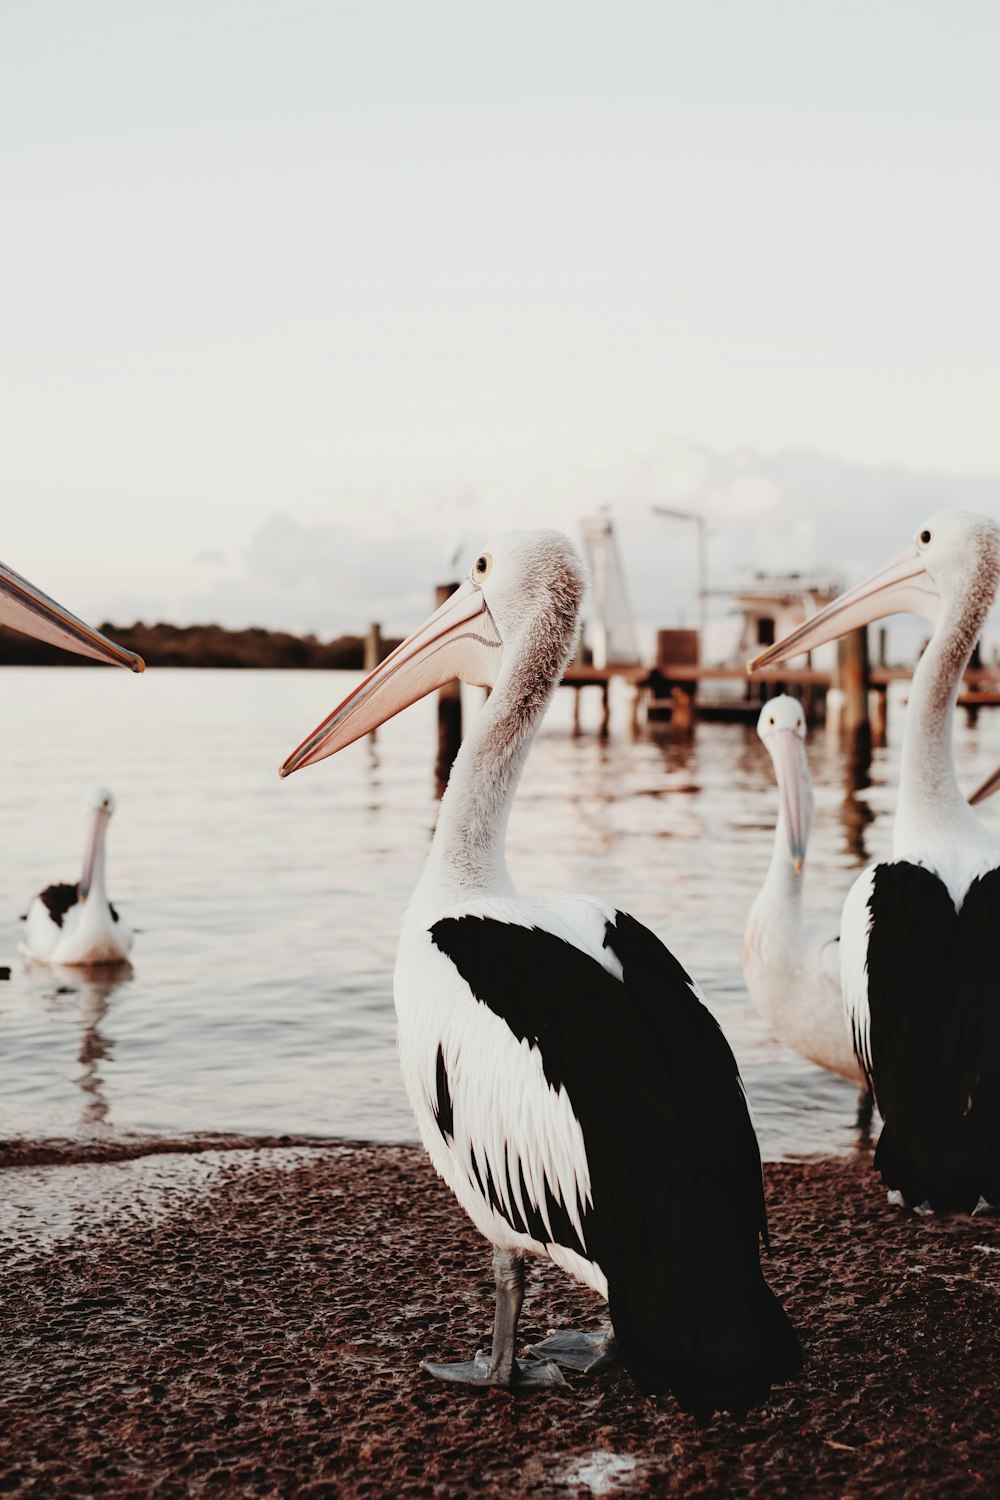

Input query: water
[2,666,1000,1161]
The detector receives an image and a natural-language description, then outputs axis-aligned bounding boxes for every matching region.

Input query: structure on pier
[725,571,844,663]
[579,515,640,669]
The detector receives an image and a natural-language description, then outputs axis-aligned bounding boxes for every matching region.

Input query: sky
[2,2,999,646]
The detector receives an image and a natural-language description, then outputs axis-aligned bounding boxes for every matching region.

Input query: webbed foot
[420,1350,566,1388]
[524,1329,619,1373]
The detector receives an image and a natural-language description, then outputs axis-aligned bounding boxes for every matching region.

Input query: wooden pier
[561,657,1000,738]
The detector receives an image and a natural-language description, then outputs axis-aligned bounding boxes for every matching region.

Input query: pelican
[22,787,133,966]
[749,511,1000,1213]
[0,557,143,672]
[742,696,867,1095]
[281,531,801,1416]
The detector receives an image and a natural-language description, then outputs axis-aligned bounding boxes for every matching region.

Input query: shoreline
[1,1142,997,1496]
[0,1126,860,1172]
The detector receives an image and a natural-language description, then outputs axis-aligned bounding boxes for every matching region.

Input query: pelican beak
[770,729,810,872]
[280,578,502,777]
[79,804,111,901]
[969,764,1000,807]
[0,561,144,672]
[747,544,940,673]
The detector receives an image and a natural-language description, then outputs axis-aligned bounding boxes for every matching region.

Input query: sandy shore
[1,1141,998,1498]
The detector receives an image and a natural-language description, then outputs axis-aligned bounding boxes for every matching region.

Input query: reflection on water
[2,669,1000,1161]
[839,729,876,864]
[364,737,382,816]
[26,960,133,1128]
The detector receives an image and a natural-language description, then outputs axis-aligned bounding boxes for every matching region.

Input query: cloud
[181,514,463,637]
[166,443,1000,658]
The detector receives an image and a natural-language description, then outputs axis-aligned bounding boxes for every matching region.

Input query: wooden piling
[837,625,871,760]
[434,584,462,794]
[364,623,383,673]
[670,684,694,734]
[629,685,642,738]
[871,685,888,746]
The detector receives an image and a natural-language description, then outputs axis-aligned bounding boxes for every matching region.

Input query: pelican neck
[895,602,989,858]
[416,636,572,908]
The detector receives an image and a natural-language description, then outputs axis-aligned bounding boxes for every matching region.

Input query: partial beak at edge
[0,561,144,672]
[969,765,1000,808]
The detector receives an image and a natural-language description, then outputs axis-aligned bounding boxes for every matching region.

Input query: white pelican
[281,531,801,1416]
[0,558,143,672]
[22,787,133,966]
[742,696,867,1096]
[750,511,1000,1213]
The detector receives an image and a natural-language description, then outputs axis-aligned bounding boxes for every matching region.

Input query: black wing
[431,910,801,1417]
[866,862,1000,1211]
[38,882,80,928]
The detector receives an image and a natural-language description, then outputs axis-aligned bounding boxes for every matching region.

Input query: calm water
[3,666,1000,1161]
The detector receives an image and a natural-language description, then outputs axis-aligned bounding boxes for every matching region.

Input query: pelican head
[80,785,116,901]
[0,558,143,671]
[757,695,813,872]
[280,531,586,776]
[748,511,1000,673]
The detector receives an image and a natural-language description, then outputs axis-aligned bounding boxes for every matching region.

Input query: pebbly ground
[0,1141,998,1498]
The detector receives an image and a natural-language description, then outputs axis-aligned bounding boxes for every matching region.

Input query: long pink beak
[747,544,940,673]
[769,729,811,872]
[280,578,502,777]
[0,560,144,671]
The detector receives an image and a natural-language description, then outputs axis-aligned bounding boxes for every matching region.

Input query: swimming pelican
[281,531,801,1416]
[22,787,133,966]
[0,557,143,671]
[742,696,867,1094]
[749,511,1000,1213]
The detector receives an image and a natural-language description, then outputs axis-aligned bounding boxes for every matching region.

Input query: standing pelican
[281,532,801,1416]
[0,558,143,672]
[742,696,866,1092]
[750,511,1000,1212]
[22,787,133,966]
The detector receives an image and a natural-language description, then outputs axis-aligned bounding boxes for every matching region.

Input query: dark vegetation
[0,622,403,670]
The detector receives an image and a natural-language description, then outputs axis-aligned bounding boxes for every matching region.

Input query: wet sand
[1,1141,998,1497]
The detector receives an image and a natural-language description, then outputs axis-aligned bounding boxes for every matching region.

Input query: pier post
[837,625,871,759]
[434,584,462,794]
[871,686,888,746]
[364,623,383,673]
[629,685,642,737]
[670,684,694,734]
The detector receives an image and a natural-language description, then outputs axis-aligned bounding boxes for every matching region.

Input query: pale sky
[2,2,999,637]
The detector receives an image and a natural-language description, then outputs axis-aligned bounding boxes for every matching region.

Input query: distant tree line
[0,621,403,670]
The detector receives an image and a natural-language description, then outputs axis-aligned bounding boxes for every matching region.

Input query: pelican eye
[473,552,492,582]
[919,528,932,546]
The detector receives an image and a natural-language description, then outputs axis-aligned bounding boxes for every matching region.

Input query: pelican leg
[524,1328,619,1373]
[420,1247,566,1389]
